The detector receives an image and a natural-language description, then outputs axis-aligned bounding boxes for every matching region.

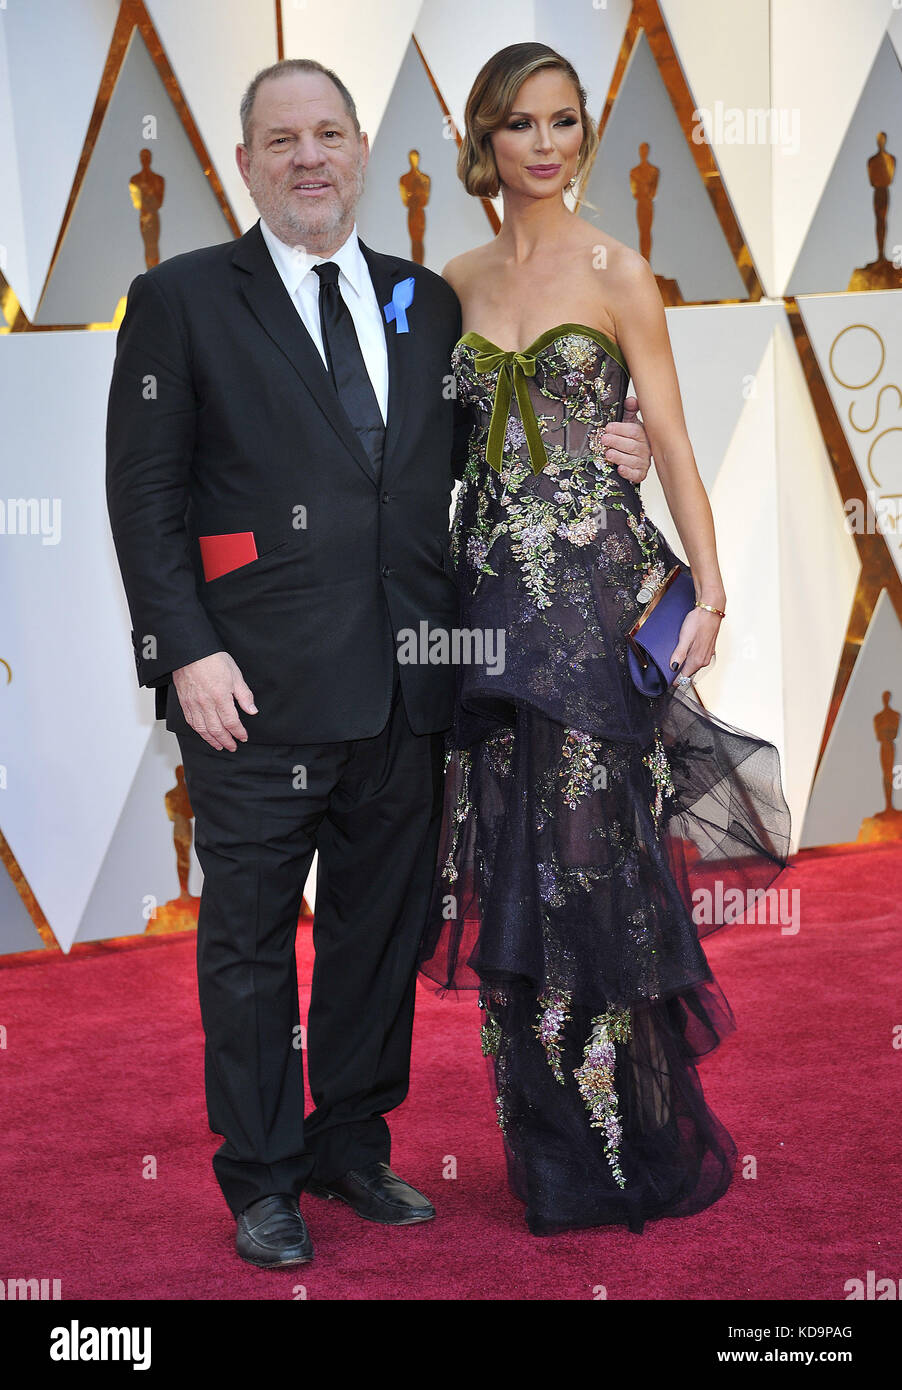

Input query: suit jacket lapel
[231,221,376,485]
[358,239,414,469]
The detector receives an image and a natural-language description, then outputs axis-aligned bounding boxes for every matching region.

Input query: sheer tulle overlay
[418,327,792,1235]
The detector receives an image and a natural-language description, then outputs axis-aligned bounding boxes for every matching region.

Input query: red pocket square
[199,532,258,582]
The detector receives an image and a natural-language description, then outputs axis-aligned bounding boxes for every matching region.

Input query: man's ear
[359,131,370,171]
[236,143,251,190]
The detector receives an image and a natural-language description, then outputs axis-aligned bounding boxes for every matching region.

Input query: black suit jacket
[106,219,467,743]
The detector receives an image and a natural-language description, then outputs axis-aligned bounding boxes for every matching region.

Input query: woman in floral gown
[418,43,791,1236]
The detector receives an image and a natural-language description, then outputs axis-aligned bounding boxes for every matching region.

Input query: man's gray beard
[250,161,366,250]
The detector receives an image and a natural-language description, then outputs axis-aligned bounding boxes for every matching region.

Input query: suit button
[381,491,391,503]
[381,565,392,577]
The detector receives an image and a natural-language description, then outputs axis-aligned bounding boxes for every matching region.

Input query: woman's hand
[669,607,722,681]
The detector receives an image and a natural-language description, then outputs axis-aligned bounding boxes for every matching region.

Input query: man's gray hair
[239,58,360,146]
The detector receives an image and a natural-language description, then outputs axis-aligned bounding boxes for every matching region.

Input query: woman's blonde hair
[458,43,598,200]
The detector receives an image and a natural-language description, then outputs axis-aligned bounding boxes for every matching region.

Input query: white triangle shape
[356,39,494,270]
[802,588,902,846]
[661,0,775,293]
[415,0,538,139]
[0,0,119,319]
[280,0,424,142]
[771,0,891,293]
[0,332,150,951]
[773,315,861,832]
[637,302,778,537]
[145,0,279,233]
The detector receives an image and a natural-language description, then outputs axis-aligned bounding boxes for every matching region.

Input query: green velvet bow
[473,347,549,475]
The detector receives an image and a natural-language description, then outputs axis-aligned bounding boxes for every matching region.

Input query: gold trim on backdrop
[592,2,639,151]
[30,0,240,326]
[0,928,195,971]
[412,34,500,235]
[3,270,127,333]
[568,0,898,805]
[786,298,902,778]
[0,0,243,948]
[3,3,897,961]
[0,271,26,333]
[0,829,62,953]
[576,0,763,304]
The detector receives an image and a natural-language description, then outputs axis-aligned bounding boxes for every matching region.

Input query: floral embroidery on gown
[418,323,792,1236]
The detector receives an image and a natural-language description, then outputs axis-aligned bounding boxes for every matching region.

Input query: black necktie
[313,261,385,479]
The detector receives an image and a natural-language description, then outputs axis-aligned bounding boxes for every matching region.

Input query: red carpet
[1,843,900,1300]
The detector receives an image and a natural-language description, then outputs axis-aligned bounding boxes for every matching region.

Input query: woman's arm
[612,253,726,677]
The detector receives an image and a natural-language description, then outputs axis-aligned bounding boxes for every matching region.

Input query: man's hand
[602,395,653,484]
[172,651,257,751]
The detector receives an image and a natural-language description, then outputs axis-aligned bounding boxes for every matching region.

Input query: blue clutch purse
[627,564,695,696]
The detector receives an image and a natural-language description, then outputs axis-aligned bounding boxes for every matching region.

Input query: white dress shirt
[259,217,389,424]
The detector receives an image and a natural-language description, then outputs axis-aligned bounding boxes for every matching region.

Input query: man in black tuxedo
[106,58,653,1268]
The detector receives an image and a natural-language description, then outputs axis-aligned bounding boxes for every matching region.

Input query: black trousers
[177,667,445,1217]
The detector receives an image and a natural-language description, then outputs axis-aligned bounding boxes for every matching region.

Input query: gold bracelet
[695,601,726,618]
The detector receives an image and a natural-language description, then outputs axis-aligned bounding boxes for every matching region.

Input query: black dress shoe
[306,1161,435,1225]
[235,1193,314,1267]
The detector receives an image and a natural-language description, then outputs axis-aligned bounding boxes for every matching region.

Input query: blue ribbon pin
[383,276,415,333]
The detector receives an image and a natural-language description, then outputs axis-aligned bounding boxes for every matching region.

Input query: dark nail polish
[671,661,679,670]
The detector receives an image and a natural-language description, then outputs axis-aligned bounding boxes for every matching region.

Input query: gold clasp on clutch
[628,565,681,643]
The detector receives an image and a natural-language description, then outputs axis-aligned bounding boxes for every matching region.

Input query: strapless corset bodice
[452,323,630,478]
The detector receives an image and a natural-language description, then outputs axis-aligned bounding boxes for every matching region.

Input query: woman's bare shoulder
[570,220,648,279]
[441,241,497,295]
[604,239,657,296]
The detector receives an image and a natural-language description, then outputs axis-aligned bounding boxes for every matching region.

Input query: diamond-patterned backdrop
[1,0,901,955]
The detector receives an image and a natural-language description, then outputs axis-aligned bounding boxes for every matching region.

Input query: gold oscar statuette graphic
[858,691,902,843]
[630,142,682,306]
[848,133,902,291]
[399,150,430,265]
[146,764,200,933]
[128,148,165,269]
